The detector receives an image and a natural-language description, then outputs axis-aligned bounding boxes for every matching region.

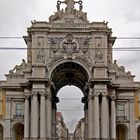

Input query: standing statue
[58,0,82,14]
[64,0,75,13]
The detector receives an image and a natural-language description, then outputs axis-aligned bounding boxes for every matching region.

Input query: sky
[0,0,140,132]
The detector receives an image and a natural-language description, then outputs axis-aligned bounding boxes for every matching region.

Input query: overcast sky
[0,0,140,132]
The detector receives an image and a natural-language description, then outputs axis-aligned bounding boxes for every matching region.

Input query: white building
[0,0,140,140]
[56,112,68,140]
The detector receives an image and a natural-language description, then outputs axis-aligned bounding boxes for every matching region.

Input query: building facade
[74,118,84,140]
[0,0,140,140]
[56,112,68,140]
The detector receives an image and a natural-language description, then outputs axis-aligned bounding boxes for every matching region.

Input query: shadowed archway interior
[50,62,89,137]
[51,62,89,94]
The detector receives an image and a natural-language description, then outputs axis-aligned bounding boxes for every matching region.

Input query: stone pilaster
[84,104,88,140]
[40,90,46,139]
[110,96,116,140]
[129,99,136,140]
[24,92,30,139]
[4,97,11,140]
[88,88,94,139]
[31,91,39,139]
[46,87,52,139]
[93,92,100,139]
[101,92,109,139]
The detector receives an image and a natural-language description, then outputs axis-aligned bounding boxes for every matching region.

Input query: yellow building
[135,89,140,120]
[134,89,140,140]
[0,89,5,118]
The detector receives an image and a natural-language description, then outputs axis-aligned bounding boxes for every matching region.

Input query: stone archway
[0,124,3,140]
[116,124,127,140]
[13,123,24,140]
[50,62,89,139]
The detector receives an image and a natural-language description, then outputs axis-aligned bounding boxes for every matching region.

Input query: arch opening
[50,62,89,94]
[116,124,128,140]
[57,85,84,133]
[0,124,3,140]
[50,62,88,138]
[13,123,24,140]
[137,125,140,140]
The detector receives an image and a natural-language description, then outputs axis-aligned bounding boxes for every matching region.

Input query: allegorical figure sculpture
[49,0,88,22]
[64,0,75,13]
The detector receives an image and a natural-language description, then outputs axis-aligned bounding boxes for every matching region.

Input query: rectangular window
[16,103,23,116]
[116,104,125,117]
[139,102,140,117]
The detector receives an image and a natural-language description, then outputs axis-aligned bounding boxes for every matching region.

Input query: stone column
[31,91,39,139]
[84,104,88,140]
[93,92,100,139]
[40,91,46,140]
[4,97,11,140]
[24,93,30,140]
[88,88,94,139]
[46,87,52,140]
[52,105,56,139]
[129,99,136,140]
[110,96,116,140]
[101,92,109,139]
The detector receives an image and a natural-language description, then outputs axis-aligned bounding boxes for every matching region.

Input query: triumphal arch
[0,0,140,140]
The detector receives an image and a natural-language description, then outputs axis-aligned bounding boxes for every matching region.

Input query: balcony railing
[116,116,127,122]
[13,114,24,121]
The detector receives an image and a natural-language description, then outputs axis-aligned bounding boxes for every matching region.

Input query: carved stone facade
[0,0,140,140]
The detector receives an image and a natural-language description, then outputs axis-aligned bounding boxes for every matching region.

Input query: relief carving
[95,43,103,63]
[80,37,91,53]
[47,33,92,68]
[35,39,45,63]
[76,54,92,68]
[47,54,64,68]
[61,33,78,59]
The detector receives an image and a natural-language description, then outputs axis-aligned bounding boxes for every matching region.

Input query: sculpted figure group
[49,0,87,22]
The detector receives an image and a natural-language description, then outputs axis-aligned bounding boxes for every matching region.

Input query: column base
[4,138,11,140]
[86,139,100,140]
[100,138,110,140]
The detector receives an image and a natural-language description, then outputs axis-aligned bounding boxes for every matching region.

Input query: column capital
[101,92,108,97]
[130,98,134,103]
[46,94,52,100]
[31,91,38,96]
[39,91,46,96]
[88,95,94,100]
[6,97,12,102]
[25,94,31,100]
[110,95,116,101]
[94,92,100,97]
